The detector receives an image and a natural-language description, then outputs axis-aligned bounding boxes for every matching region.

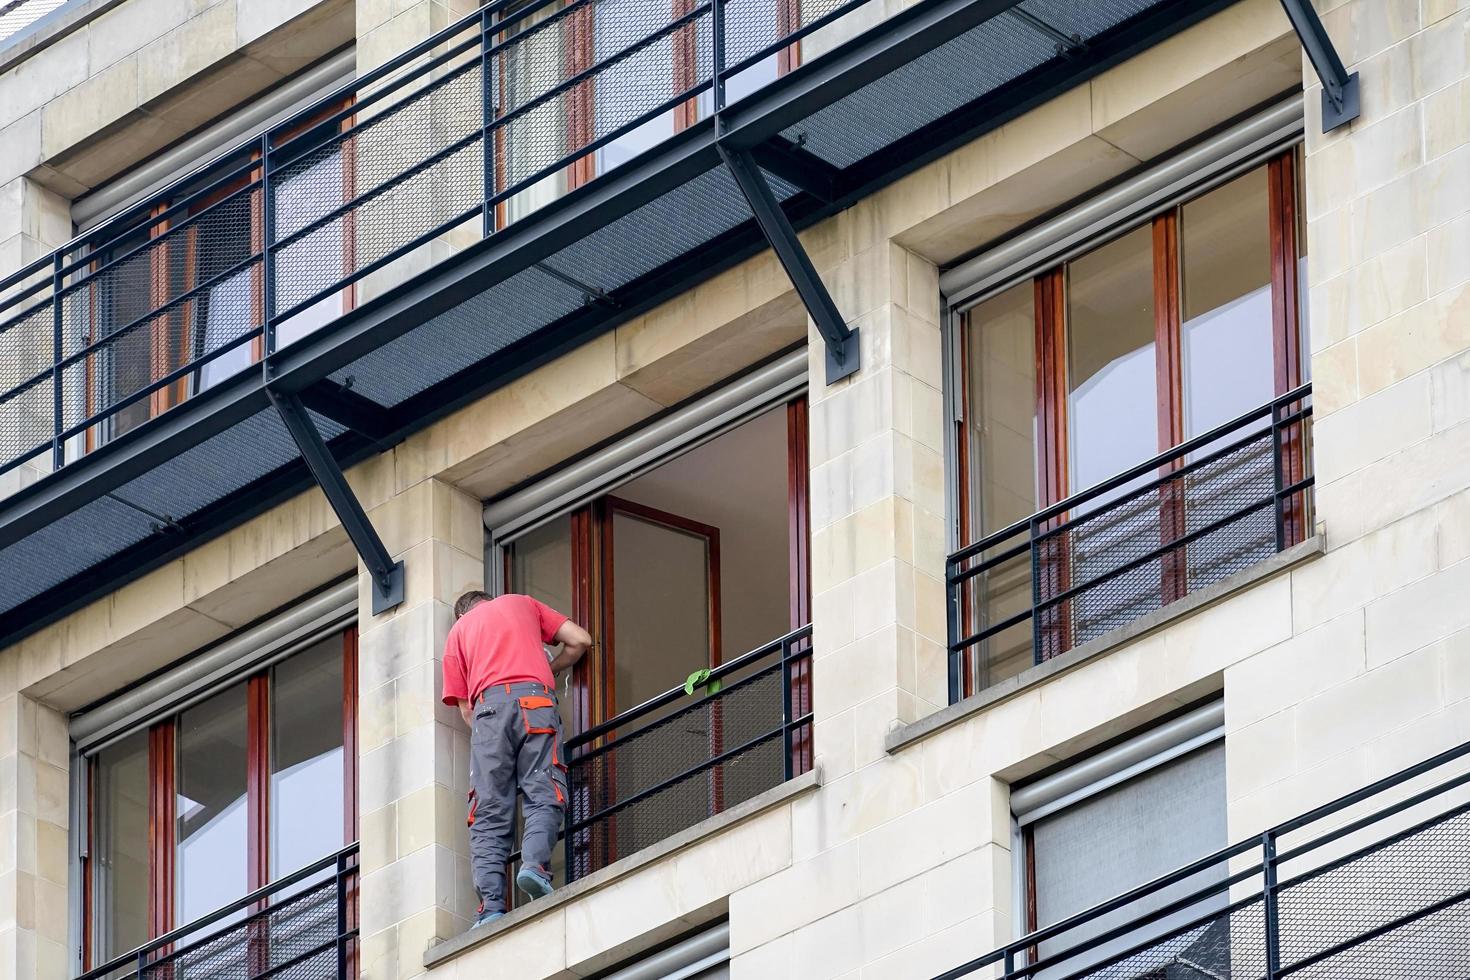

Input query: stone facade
[0,0,1466,977]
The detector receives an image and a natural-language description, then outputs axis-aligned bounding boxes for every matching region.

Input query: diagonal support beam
[268,389,405,615]
[1278,0,1360,132]
[718,144,860,384]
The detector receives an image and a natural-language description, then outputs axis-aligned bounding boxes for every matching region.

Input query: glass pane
[594,0,679,173]
[1066,225,1158,497]
[271,634,346,881]
[92,731,150,963]
[963,281,1037,688]
[610,509,711,714]
[176,684,249,927]
[1181,167,1274,438]
[1296,148,1311,379]
[509,514,576,733]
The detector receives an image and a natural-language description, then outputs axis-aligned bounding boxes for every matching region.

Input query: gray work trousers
[468,682,567,913]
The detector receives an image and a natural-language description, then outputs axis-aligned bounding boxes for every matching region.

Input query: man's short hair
[454,590,493,620]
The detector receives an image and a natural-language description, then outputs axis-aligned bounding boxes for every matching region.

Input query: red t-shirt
[441,595,568,705]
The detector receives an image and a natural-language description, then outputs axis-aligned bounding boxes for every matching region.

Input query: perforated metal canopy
[0,0,1239,645]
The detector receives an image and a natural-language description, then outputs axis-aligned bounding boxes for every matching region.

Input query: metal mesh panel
[330,164,787,407]
[84,860,359,980]
[277,61,487,316]
[1068,902,1266,980]
[565,636,811,882]
[0,408,340,609]
[783,13,1054,168]
[0,300,55,464]
[1037,426,1277,655]
[1278,806,1470,977]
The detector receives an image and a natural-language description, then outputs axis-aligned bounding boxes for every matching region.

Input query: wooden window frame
[491,0,802,229]
[958,150,1307,681]
[81,98,356,454]
[82,628,359,971]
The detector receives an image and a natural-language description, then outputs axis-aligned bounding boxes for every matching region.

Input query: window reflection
[1181,169,1274,438]
[271,635,346,881]
[176,685,249,926]
[1066,226,1157,498]
[93,731,150,963]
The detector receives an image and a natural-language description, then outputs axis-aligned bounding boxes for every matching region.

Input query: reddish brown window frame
[81,627,359,971]
[955,149,1307,696]
[81,98,357,454]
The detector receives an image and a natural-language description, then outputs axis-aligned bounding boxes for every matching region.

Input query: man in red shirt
[442,590,591,929]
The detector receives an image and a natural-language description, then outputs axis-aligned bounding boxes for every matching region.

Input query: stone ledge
[0,0,125,74]
[885,536,1326,754]
[423,766,823,970]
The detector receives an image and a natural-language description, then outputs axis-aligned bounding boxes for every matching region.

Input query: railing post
[50,251,64,470]
[947,560,962,704]
[336,850,348,979]
[481,8,495,239]
[1263,829,1282,980]
[712,0,725,113]
[1271,398,1286,552]
[1029,514,1044,666]
[780,637,794,781]
[260,131,277,366]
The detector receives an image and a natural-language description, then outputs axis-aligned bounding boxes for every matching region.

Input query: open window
[488,362,812,894]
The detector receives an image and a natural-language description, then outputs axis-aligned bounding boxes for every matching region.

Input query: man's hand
[548,619,593,675]
[455,698,473,729]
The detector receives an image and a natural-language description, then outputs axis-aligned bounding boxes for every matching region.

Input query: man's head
[454,590,493,621]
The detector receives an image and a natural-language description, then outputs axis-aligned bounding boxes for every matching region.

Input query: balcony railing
[947,385,1314,703]
[0,0,866,479]
[935,738,1470,980]
[543,624,813,885]
[79,843,359,980]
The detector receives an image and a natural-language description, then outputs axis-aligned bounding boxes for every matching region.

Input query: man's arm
[548,620,592,675]
[455,698,473,729]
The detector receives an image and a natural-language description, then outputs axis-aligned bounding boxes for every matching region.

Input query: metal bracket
[749,136,843,204]
[268,389,405,615]
[718,144,860,384]
[1278,0,1360,132]
[299,378,397,447]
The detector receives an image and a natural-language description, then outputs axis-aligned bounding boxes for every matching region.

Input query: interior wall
[615,405,793,665]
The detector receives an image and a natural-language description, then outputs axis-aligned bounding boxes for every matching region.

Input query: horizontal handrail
[567,623,813,750]
[947,386,1315,698]
[0,0,882,478]
[935,738,1470,979]
[950,383,1311,569]
[79,841,360,980]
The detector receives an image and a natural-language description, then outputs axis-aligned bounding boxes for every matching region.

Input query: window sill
[886,536,1326,755]
[422,766,823,970]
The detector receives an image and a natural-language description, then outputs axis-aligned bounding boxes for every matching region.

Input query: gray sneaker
[516,864,554,900]
[472,909,504,930]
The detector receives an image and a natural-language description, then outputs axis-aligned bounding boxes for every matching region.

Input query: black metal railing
[0,0,874,478]
[935,739,1470,980]
[947,385,1314,703]
[554,624,813,884]
[79,843,359,980]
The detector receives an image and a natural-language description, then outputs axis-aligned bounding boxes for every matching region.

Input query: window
[494,393,812,896]
[82,628,357,970]
[73,100,355,453]
[1013,705,1226,978]
[957,150,1308,691]
[489,0,800,228]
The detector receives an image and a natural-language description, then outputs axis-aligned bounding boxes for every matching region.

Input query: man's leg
[516,695,567,898]
[469,694,520,918]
